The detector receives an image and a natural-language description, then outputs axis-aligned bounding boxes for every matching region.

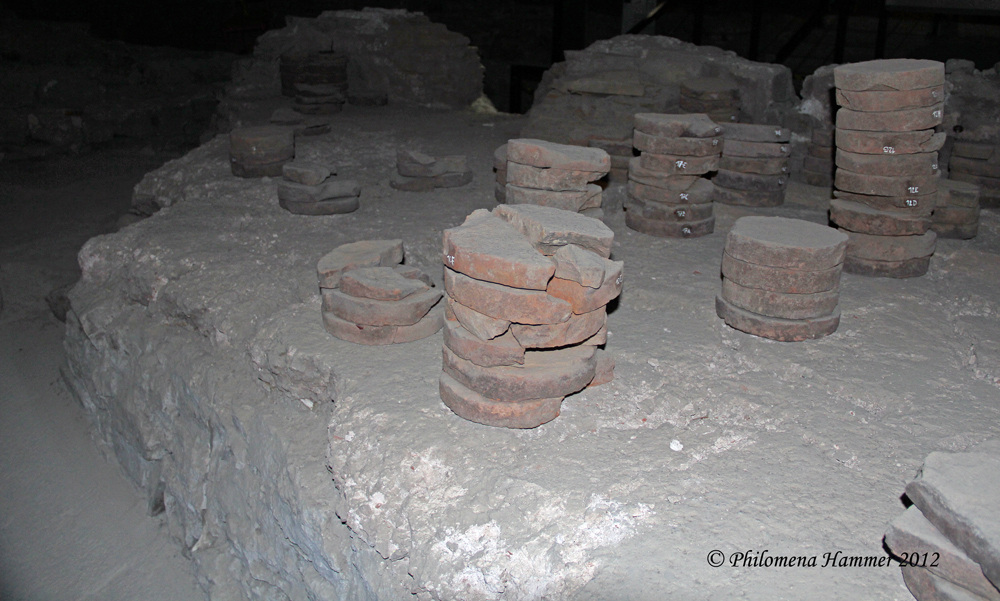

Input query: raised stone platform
[63,105,1000,600]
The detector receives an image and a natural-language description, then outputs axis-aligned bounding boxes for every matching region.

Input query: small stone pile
[277,161,360,215]
[716,216,847,342]
[714,123,791,207]
[680,78,740,124]
[802,127,836,187]
[588,136,634,185]
[390,150,473,192]
[932,179,981,240]
[886,450,1000,601]
[625,113,722,238]
[317,239,443,345]
[504,139,609,218]
[269,107,332,137]
[832,59,946,278]
[440,204,621,429]
[949,141,1000,207]
[229,125,295,178]
[493,143,507,203]
[280,51,349,115]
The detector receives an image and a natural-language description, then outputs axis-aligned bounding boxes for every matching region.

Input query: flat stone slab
[835,85,945,112]
[229,125,295,158]
[834,59,945,92]
[339,266,429,301]
[712,184,785,207]
[633,130,722,156]
[443,211,556,290]
[322,287,442,326]
[505,183,602,212]
[627,157,701,190]
[951,157,1000,179]
[843,229,937,261]
[950,172,1000,191]
[933,206,980,226]
[835,169,938,197]
[282,160,333,186]
[493,203,614,258]
[322,303,444,345]
[553,244,607,288]
[725,216,848,270]
[438,373,563,429]
[721,252,842,294]
[510,307,607,349]
[638,152,720,175]
[830,198,931,236]
[447,295,511,340]
[628,178,715,205]
[901,566,993,601]
[396,151,469,178]
[836,149,938,177]
[932,221,979,240]
[278,179,361,204]
[843,254,931,278]
[625,211,716,239]
[835,128,946,155]
[715,295,841,341]
[952,141,996,161]
[633,113,723,138]
[905,452,1000,589]
[625,195,715,222]
[587,136,633,157]
[721,139,791,159]
[317,239,404,289]
[721,278,840,320]
[444,267,572,325]
[834,189,933,214]
[279,195,360,216]
[442,345,597,402]
[836,104,944,132]
[507,138,611,172]
[506,162,605,191]
[714,169,787,192]
[937,179,982,209]
[722,123,790,143]
[546,258,624,314]
[719,155,789,176]
[886,506,1000,601]
[442,317,524,367]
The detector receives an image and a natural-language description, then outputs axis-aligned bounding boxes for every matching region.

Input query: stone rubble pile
[389,150,473,192]
[716,216,847,342]
[931,179,981,240]
[277,160,360,215]
[714,123,791,207]
[493,143,508,203]
[949,141,1000,207]
[885,451,1000,601]
[440,204,621,428]
[625,113,721,238]
[504,138,609,219]
[280,51,349,115]
[832,59,946,279]
[680,78,741,124]
[229,125,294,178]
[317,240,443,345]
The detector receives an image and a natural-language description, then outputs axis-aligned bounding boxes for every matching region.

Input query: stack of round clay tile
[832,59,946,278]
[440,204,621,428]
[716,216,847,342]
[317,239,444,345]
[277,160,361,215]
[680,78,740,124]
[932,179,980,239]
[588,136,634,185]
[625,113,722,238]
[714,123,791,207]
[280,51,349,115]
[229,125,295,178]
[390,150,473,192]
[802,127,836,187]
[504,138,610,218]
[493,143,507,203]
[949,141,1000,207]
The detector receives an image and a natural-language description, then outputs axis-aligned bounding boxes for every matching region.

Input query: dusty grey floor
[0,148,205,600]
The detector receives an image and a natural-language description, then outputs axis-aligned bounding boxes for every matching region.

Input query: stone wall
[520,35,796,145]
[0,14,236,157]
[218,8,484,128]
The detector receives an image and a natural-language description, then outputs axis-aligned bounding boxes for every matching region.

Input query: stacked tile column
[948,141,1000,207]
[832,59,946,278]
[440,204,621,428]
[625,113,722,238]
[932,179,980,239]
[504,139,609,217]
[714,123,791,207]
